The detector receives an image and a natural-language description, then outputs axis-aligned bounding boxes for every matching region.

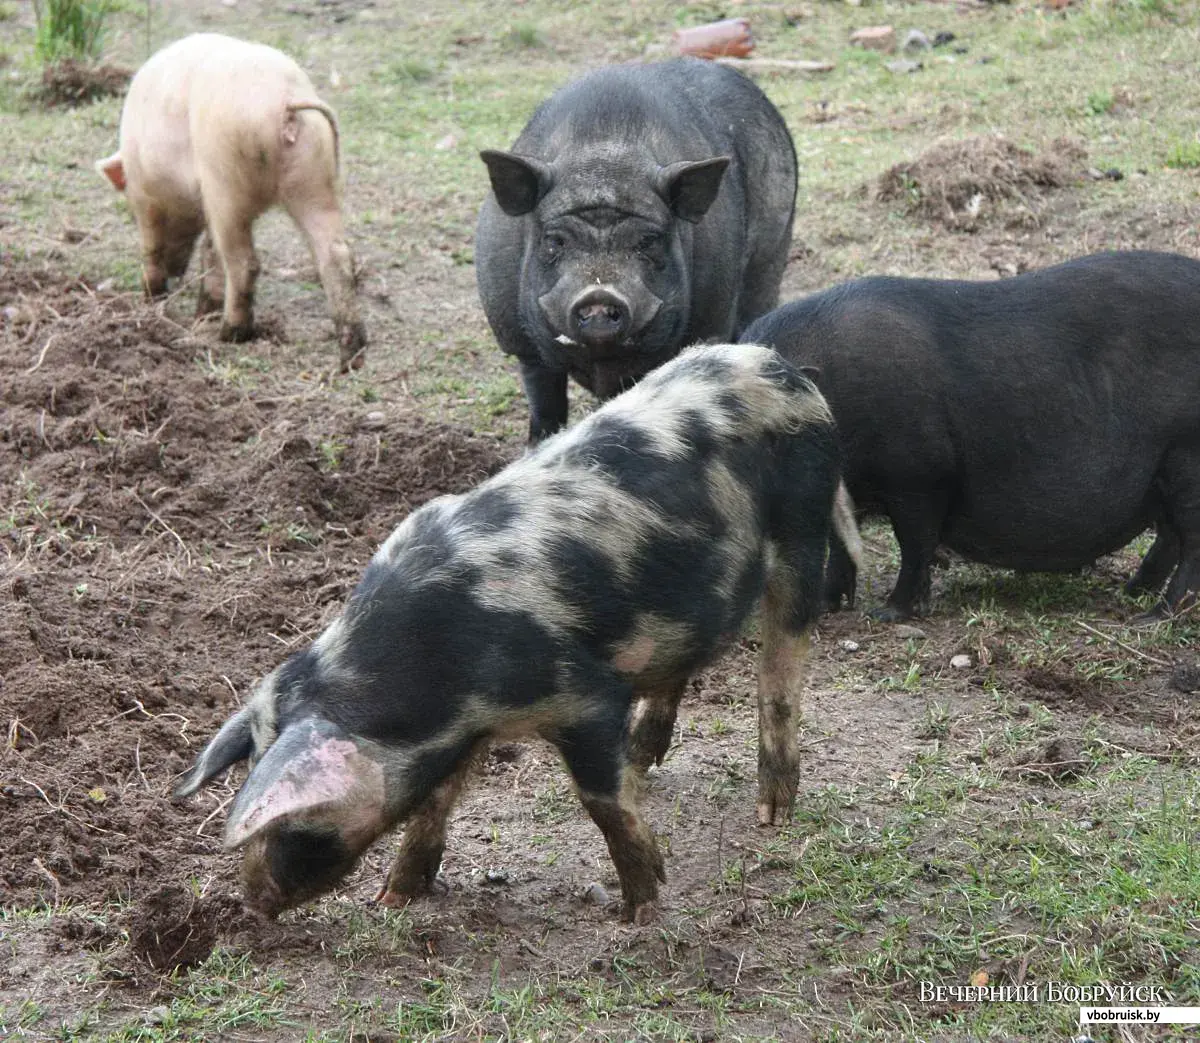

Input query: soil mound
[876,134,1086,230]
[36,59,132,106]
[1,271,514,911]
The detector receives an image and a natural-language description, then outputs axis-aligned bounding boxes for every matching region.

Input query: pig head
[480,145,730,401]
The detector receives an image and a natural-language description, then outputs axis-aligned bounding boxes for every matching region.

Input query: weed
[1086,89,1115,115]
[32,0,119,63]
[504,20,542,48]
[1166,139,1200,169]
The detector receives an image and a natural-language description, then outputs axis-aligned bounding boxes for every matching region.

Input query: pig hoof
[868,604,914,623]
[626,901,658,926]
[374,887,413,909]
[755,801,790,827]
[220,321,256,343]
[196,293,222,318]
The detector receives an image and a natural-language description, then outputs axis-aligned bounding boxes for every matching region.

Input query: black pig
[741,250,1200,619]
[475,58,797,441]
[174,344,858,923]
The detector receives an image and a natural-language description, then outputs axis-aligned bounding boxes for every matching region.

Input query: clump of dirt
[36,60,132,107]
[1011,735,1091,782]
[126,884,242,972]
[875,134,1087,231]
[0,269,515,914]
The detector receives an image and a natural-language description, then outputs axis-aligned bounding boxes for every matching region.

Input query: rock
[483,868,510,886]
[933,30,957,47]
[361,411,386,430]
[892,624,928,641]
[838,639,860,652]
[885,58,923,74]
[950,653,972,669]
[583,882,611,906]
[142,1007,170,1026]
[850,25,896,53]
[902,29,932,52]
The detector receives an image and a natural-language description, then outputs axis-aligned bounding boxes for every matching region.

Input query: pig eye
[636,232,666,259]
[540,232,566,262]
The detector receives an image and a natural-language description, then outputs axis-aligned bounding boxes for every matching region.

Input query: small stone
[933,30,956,47]
[361,410,386,430]
[483,868,510,886]
[901,29,932,52]
[1104,168,1124,181]
[142,1006,170,1026]
[885,58,922,74]
[849,25,896,52]
[1076,818,1095,830]
[434,133,457,151]
[838,639,860,652]
[582,882,611,906]
[892,624,928,640]
[950,654,972,669]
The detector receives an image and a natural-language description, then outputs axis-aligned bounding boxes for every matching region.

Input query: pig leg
[1156,453,1200,613]
[878,493,946,621]
[283,193,366,373]
[757,467,828,826]
[519,361,569,442]
[554,708,664,922]
[627,680,687,770]
[1126,525,1179,597]
[195,231,226,318]
[377,748,482,906]
[202,190,261,343]
[823,535,858,613]
[130,197,202,297]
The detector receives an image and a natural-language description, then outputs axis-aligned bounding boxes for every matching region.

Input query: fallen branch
[1075,619,1171,667]
[715,56,836,73]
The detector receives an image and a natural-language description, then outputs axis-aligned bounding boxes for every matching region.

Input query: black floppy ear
[480,150,554,216]
[172,707,255,799]
[657,157,731,223]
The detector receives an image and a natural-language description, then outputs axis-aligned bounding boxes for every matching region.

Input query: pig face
[481,148,730,398]
[173,676,394,916]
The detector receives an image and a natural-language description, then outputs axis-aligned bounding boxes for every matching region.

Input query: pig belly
[941,486,1157,570]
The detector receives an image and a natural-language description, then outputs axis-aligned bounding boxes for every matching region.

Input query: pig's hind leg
[552,697,665,923]
[194,231,226,318]
[200,181,262,342]
[756,457,831,826]
[1152,449,1200,615]
[627,680,687,771]
[281,172,366,372]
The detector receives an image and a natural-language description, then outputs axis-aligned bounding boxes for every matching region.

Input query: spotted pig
[174,343,856,923]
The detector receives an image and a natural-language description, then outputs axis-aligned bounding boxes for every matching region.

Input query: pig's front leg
[376,749,481,907]
[554,709,665,923]
[519,360,569,442]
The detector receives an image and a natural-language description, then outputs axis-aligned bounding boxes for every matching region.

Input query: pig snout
[570,288,631,348]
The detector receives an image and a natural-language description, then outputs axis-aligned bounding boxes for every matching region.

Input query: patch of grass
[1086,89,1115,115]
[32,0,119,63]
[503,20,543,49]
[1165,138,1200,169]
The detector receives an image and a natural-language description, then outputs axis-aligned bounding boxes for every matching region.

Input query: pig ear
[659,157,731,223]
[95,153,126,192]
[480,149,554,217]
[172,707,255,800]
[224,717,386,850]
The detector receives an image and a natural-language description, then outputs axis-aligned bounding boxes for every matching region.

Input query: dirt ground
[3,1,1200,1038]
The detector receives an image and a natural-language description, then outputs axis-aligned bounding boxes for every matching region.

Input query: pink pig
[96,33,366,371]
